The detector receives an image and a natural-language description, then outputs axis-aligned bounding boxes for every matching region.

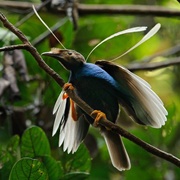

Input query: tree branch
[0,12,180,168]
[128,57,180,72]
[138,44,180,63]
[78,4,180,17]
[126,44,180,71]
[1,2,180,17]
[0,44,29,51]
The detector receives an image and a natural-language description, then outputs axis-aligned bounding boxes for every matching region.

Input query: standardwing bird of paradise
[42,24,168,171]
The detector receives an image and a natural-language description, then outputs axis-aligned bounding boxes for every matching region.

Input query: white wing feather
[61,108,85,154]
[95,60,167,128]
[127,70,168,127]
[52,91,67,136]
[52,91,88,153]
[53,91,64,114]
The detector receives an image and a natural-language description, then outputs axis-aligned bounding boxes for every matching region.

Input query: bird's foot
[91,110,106,127]
[62,83,74,99]
[63,83,74,91]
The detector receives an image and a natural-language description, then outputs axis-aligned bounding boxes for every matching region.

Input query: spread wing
[52,91,89,153]
[95,60,168,128]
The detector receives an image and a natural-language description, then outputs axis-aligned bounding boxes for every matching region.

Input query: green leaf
[0,135,20,179]
[0,150,15,180]
[21,126,51,158]
[62,144,91,173]
[7,135,20,154]
[9,157,48,180]
[40,155,63,180]
[60,172,89,180]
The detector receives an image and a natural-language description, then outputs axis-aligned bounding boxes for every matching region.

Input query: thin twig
[0,12,180,168]
[136,44,180,63]
[0,44,29,51]
[128,57,180,71]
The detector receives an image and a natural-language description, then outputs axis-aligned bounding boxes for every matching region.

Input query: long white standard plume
[110,23,161,62]
[32,5,67,49]
[86,26,148,61]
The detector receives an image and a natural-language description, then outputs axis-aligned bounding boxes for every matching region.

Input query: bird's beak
[41,50,70,70]
[42,48,65,60]
[41,51,58,58]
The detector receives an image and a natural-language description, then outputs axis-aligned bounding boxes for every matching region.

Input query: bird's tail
[102,129,131,171]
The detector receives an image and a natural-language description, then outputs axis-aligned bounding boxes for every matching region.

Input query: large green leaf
[60,172,89,180]
[40,155,63,180]
[62,144,91,173]
[9,157,48,180]
[21,126,51,158]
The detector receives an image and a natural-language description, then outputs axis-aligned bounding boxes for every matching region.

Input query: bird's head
[42,48,85,71]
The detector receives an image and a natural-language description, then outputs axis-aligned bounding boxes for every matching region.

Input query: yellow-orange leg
[63,83,77,121]
[63,83,74,91]
[91,110,107,127]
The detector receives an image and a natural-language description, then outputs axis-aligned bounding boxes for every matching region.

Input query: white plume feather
[86,26,147,61]
[111,23,161,61]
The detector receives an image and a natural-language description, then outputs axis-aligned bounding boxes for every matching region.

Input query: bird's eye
[68,52,72,56]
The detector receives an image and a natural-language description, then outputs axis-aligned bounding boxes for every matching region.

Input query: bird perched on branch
[42,48,167,171]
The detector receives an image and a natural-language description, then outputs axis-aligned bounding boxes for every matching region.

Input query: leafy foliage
[0,126,91,179]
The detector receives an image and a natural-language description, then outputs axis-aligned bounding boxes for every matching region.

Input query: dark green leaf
[0,135,20,179]
[0,150,15,180]
[60,172,89,180]
[7,135,20,153]
[40,155,63,180]
[21,126,51,158]
[9,157,48,180]
[62,144,91,173]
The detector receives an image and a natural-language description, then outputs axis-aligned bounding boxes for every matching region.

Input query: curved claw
[91,110,107,127]
[63,83,74,91]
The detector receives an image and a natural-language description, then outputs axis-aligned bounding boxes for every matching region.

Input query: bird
[42,48,168,171]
